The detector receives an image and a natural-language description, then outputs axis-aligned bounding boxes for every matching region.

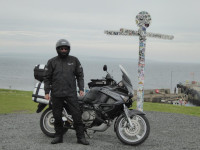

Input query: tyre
[115,114,150,145]
[40,108,68,138]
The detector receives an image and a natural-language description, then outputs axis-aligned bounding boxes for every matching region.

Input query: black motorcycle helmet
[56,39,71,58]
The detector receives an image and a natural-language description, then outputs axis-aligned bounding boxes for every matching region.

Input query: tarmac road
[0,111,200,150]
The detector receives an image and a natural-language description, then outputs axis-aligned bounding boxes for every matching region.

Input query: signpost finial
[136,11,151,28]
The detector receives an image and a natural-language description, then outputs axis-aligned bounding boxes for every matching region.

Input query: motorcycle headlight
[118,81,124,87]
[120,95,129,102]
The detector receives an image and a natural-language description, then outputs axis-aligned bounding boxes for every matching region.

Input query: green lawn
[131,101,200,117]
[0,89,200,117]
[0,89,38,114]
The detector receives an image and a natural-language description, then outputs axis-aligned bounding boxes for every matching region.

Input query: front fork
[123,104,134,127]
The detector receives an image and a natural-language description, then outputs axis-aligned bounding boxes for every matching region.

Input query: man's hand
[79,90,85,97]
[45,94,50,100]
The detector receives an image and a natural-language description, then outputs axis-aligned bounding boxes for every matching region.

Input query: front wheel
[115,114,150,146]
[40,108,68,138]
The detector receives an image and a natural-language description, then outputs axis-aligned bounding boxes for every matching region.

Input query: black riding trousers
[51,96,85,139]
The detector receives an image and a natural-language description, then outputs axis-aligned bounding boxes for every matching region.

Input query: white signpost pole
[104,11,174,111]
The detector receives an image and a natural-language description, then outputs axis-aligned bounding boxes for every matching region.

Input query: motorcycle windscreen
[119,65,133,95]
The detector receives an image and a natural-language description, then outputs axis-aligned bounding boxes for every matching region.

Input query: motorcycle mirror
[103,65,107,71]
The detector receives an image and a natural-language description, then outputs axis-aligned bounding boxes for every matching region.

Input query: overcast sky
[0,0,200,63]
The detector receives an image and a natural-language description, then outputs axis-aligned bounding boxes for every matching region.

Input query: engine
[82,110,96,127]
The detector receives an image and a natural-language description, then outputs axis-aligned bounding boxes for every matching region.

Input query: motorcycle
[32,64,150,146]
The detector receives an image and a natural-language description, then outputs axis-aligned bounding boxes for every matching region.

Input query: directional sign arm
[105,28,174,40]
[146,32,174,40]
[104,30,121,35]
[119,28,139,36]
[104,30,132,36]
[104,28,139,36]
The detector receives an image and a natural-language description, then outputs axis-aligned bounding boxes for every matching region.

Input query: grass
[131,101,200,117]
[0,89,38,114]
[0,89,200,117]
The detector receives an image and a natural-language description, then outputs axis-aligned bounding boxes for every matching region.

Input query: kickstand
[85,130,95,139]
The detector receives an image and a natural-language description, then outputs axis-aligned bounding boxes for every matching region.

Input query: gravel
[0,111,200,150]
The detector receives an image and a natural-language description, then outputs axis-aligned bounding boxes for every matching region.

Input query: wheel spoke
[122,121,127,128]
[119,127,125,132]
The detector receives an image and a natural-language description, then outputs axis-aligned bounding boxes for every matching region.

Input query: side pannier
[32,82,49,104]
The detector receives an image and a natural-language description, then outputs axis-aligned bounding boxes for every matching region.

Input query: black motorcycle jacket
[44,55,84,97]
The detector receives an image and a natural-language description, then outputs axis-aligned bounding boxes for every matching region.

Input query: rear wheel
[115,114,150,145]
[40,108,68,138]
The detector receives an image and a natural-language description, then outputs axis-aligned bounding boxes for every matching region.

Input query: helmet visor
[58,46,70,51]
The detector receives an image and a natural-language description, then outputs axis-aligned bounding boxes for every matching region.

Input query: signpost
[104,11,174,111]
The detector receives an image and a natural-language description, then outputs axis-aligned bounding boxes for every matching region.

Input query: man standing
[44,39,89,145]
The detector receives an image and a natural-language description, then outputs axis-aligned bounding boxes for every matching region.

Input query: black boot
[51,136,63,144]
[77,138,89,145]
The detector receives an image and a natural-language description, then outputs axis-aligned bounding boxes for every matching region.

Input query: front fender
[128,109,146,117]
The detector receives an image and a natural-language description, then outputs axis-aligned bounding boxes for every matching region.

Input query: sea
[0,53,200,93]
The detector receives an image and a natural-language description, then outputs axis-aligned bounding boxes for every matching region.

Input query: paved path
[0,111,200,150]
